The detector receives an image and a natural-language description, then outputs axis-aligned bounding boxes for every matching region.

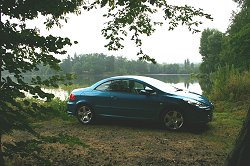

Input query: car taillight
[69,94,76,101]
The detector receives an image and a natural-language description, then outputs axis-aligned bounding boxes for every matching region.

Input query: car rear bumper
[66,101,77,116]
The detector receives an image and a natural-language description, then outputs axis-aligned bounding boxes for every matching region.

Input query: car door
[112,81,164,119]
[90,80,131,117]
[87,80,117,116]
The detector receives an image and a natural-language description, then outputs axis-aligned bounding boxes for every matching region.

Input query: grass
[203,67,250,153]
[203,111,246,151]
[39,134,90,148]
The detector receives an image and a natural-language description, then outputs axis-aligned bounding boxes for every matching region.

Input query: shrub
[210,65,250,102]
[17,98,71,122]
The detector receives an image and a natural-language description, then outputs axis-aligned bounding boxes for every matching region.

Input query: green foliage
[0,0,83,139]
[199,0,250,106]
[221,23,250,71]
[228,0,250,35]
[217,0,250,72]
[209,66,250,102]
[33,53,200,76]
[17,98,71,122]
[199,28,224,74]
[1,97,71,132]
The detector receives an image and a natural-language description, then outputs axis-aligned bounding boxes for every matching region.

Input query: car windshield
[141,77,177,93]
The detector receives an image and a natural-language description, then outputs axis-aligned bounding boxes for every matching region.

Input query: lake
[46,74,202,101]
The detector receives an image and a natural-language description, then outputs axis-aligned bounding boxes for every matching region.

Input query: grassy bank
[209,66,250,102]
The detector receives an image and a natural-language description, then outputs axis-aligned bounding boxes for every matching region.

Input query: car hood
[167,90,212,106]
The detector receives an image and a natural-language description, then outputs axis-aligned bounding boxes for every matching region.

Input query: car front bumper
[185,106,213,124]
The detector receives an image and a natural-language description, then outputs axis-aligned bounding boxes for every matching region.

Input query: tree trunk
[0,0,3,84]
[0,2,2,82]
[0,134,5,166]
[225,107,250,166]
[0,8,5,166]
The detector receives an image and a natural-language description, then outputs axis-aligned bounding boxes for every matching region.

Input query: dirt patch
[2,118,231,165]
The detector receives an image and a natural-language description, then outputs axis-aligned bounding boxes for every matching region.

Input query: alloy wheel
[163,111,184,130]
[77,105,93,124]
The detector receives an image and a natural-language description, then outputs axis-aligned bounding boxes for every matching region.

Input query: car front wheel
[162,110,184,130]
[77,105,94,124]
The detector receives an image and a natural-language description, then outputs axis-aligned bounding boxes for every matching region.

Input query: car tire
[162,110,184,130]
[77,105,94,124]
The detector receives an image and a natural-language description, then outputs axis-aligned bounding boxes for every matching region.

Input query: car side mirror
[140,90,150,96]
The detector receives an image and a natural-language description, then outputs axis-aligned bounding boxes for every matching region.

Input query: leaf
[101,0,108,7]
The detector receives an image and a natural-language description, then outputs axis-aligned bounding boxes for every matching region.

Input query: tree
[199,28,224,73]
[61,55,73,73]
[0,1,84,165]
[221,1,250,71]
[0,0,212,165]
[204,0,250,72]
[184,58,191,73]
[57,53,199,76]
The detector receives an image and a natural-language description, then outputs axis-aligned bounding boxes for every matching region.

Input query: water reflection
[145,74,196,89]
[42,88,69,101]
[172,82,202,94]
[198,75,213,96]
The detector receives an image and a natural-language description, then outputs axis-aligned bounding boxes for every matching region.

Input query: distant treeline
[33,53,200,75]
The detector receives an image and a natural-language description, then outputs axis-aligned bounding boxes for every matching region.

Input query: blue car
[66,75,213,130]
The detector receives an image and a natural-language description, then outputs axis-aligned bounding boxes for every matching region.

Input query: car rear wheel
[162,110,184,130]
[77,105,94,124]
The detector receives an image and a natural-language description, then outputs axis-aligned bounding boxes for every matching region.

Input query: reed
[210,65,250,102]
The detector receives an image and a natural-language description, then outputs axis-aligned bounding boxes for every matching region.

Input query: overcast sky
[38,0,238,64]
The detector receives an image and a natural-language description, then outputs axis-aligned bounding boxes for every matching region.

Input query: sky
[37,0,238,64]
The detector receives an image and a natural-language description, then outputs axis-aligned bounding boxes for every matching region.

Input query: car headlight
[183,99,207,108]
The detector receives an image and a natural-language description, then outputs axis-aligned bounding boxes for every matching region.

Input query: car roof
[107,75,154,81]
[91,75,178,94]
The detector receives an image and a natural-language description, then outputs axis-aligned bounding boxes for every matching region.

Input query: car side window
[108,80,129,92]
[128,81,156,95]
[96,80,130,93]
[95,80,157,95]
[128,81,143,94]
[95,81,112,91]
[133,81,157,95]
